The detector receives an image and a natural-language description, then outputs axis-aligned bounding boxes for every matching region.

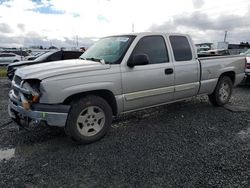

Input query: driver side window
[131,36,169,64]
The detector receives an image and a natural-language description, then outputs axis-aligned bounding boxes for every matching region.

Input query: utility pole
[224,30,228,42]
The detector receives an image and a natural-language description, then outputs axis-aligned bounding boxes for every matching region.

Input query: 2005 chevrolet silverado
[8,32,246,143]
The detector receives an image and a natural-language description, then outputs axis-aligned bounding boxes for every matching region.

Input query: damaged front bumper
[8,90,70,127]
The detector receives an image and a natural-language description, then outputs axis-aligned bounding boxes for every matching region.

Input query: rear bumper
[8,91,70,127]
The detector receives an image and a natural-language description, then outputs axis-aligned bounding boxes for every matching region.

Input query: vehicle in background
[26,51,51,61]
[0,53,22,65]
[25,52,47,61]
[242,49,250,80]
[2,50,30,60]
[3,50,30,57]
[7,50,84,80]
[198,49,230,57]
[25,56,38,61]
[8,32,245,144]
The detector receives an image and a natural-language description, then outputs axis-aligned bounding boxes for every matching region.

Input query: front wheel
[65,95,112,144]
[208,76,233,106]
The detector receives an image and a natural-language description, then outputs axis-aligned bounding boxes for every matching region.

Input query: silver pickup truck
[8,32,246,143]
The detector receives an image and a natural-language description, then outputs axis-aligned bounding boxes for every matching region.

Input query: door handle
[165,68,174,75]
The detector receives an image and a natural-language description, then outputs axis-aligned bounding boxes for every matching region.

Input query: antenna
[132,23,134,33]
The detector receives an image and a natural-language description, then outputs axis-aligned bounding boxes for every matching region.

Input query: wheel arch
[63,89,118,116]
[219,71,235,84]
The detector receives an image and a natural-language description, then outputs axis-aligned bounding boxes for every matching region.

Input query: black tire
[208,76,233,106]
[65,95,112,144]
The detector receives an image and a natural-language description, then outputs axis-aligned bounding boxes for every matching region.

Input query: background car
[198,49,230,57]
[7,50,84,80]
[2,50,31,60]
[243,49,250,80]
[3,50,30,57]
[0,53,22,65]
[25,51,50,61]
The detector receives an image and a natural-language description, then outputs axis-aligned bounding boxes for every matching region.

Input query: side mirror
[127,54,149,67]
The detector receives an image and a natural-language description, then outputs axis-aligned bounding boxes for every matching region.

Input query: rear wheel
[65,95,112,144]
[208,76,233,106]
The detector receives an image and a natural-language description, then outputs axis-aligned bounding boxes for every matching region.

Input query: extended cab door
[121,35,175,112]
[168,35,200,100]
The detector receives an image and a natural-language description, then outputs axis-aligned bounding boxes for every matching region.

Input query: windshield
[80,35,135,64]
[244,49,250,56]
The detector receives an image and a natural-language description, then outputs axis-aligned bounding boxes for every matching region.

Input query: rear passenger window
[169,36,192,61]
[131,36,169,64]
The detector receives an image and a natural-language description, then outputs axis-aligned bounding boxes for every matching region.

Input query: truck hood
[15,59,111,80]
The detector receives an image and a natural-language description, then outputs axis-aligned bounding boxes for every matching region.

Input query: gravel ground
[0,78,249,187]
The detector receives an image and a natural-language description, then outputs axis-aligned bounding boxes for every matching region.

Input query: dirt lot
[0,78,249,187]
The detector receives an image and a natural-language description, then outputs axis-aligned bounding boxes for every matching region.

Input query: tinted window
[0,54,15,57]
[63,51,83,60]
[131,36,169,64]
[169,36,192,61]
[3,51,29,56]
[48,51,62,61]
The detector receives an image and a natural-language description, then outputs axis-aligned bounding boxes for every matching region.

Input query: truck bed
[198,55,246,95]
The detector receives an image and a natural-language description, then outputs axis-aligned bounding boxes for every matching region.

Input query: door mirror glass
[128,54,149,67]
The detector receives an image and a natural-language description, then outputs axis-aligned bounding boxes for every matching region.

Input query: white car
[243,49,250,79]
[0,53,22,65]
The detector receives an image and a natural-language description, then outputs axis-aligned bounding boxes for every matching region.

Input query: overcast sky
[0,0,249,48]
